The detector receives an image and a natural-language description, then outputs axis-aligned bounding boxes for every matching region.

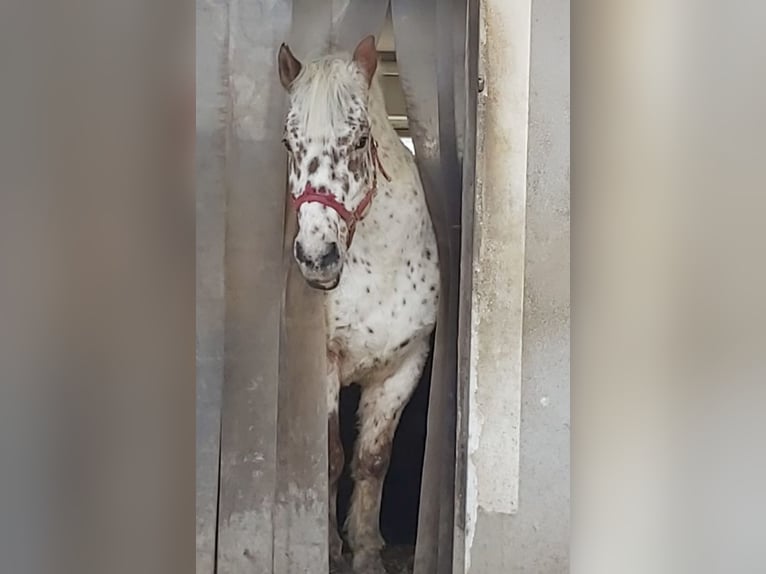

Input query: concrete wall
[466,0,569,571]
[506,0,570,568]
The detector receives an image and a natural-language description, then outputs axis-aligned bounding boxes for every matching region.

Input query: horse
[278,35,439,573]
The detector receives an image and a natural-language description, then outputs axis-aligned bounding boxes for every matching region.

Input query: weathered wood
[273,226,330,573]
[452,1,480,571]
[271,3,332,573]
[390,0,463,571]
[452,0,468,166]
[434,0,463,570]
[331,0,390,53]
[390,3,441,571]
[216,1,291,572]
[196,0,229,572]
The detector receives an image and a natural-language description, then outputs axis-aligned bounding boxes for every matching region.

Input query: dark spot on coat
[425,249,432,260]
[366,286,370,293]
[367,327,374,334]
[402,298,407,305]
[308,157,319,174]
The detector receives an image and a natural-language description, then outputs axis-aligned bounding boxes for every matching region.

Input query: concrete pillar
[465,0,569,571]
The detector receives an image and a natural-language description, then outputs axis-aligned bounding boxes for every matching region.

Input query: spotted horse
[278,36,439,574]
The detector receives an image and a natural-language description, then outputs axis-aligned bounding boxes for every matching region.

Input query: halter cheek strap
[291,137,391,248]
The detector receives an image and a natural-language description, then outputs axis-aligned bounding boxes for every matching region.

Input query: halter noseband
[291,137,391,248]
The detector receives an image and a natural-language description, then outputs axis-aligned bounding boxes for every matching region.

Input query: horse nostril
[320,242,340,268]
[295,241,310,265]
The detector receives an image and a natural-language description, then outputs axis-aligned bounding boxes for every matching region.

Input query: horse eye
[355,136,369,150]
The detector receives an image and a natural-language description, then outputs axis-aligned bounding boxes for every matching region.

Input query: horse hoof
[352,551,387,574]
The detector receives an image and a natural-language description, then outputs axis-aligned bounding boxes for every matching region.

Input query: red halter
[291,137,391,248]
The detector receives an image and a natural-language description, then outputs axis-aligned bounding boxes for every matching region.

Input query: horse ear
[278,43,302,90]
[352,35,378,86]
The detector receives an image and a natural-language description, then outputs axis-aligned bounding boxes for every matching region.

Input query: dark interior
[337,340,434,547]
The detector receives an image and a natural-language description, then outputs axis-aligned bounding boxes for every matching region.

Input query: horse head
[278,36,384,290]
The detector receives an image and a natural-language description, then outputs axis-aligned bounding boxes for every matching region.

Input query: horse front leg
[346,343,429,574]
[327,354,347,571]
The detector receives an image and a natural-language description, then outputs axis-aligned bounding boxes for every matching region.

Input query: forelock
[289,54,367,137]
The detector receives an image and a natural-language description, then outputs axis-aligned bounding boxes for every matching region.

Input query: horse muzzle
[294,239,343,290]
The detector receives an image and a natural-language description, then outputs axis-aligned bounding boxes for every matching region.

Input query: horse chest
[326,250,438,385]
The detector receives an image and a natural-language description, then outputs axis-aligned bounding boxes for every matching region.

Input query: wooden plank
[271,4,332,572]
[434,0,463,570]
[216,1,291,572]
[196,0,229,572]
[272,228,330,573]
[453,1,480,571]
[390,0,463,571]
[331,0,390,53]
[389,3,442,571]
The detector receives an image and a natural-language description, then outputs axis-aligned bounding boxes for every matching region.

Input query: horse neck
[351,74,426,263]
